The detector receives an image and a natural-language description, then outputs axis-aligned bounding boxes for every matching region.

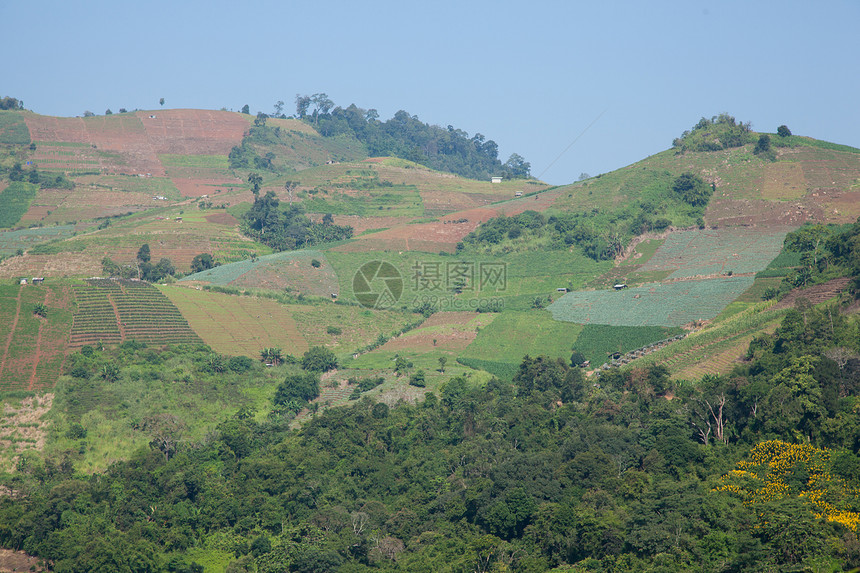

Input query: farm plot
[70,279,201,347]
[0,111,30,144]
[181,249,339,296]
[547,277,755,327]
[458,311,583,379]
[0,283,73,391]
[0,182,37,228]
[637,227,790,279]
[159,286,308,357]
[572,324,683,367]
[0,225,76,257]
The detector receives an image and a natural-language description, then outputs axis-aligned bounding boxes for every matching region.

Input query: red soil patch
[329,215,413,235]
[205,212,239,225]
[705,197,823,227]
[20,205,56,221]
[139,109,249,155]
[173,177,243,197]
[334,207,499,253]
[24,109,250,178]
[378,311,487,352]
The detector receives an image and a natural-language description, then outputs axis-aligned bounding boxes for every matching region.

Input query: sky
[2,0,858,185]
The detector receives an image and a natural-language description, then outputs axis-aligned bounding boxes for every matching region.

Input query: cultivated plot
[547,277,755,327]
[181,249,338,296]
[637,227,790,279]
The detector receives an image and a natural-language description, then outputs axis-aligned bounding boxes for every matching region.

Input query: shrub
[777,125,792,137]
[409,370,426,387]
[311,259,322,268]
[301,346,337,372]
[672,173,712,207]
[326,326,342,335]
[228,356,253,373]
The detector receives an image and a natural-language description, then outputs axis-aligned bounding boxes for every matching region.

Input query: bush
[311,259,321,268]
[228,356,253,373]
[777,125,792,137]
[326,326,342,335]
[672,173,712,207]
[409,370,426,387]
[301,346,337,372]
[274,372,320,406]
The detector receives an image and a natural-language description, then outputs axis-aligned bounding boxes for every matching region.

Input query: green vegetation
[572,324,683,366]
[0,182,37,228]
[242,191,353,251]
[0,110,29,144]
[296,94,530,180]
[3,294,860,570]
[672,113,755,152]
[459,311,583,373]
[548,277,755,327]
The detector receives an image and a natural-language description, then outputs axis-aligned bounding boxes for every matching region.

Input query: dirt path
[0,286,22,382]
[107,291,126,340]
[27,316,45,391]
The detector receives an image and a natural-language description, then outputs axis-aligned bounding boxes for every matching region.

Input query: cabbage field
[547,277,755,327]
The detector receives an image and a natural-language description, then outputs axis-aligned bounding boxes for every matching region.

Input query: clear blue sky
[3,0,858,185]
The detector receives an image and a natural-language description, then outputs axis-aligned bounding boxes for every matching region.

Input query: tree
[777,125,792,137]
[295,94,311,118]
[105,109,112,115]
[137,244,151,264]
[503,153,531,178]
[190,253,215,273]
[143,413,185,461]
[283,180,299,204]
[273,100,284,117]
[33,302,47,318]
[248,173,262,197]
[754,134,772,155]
[301,346,337,372]
[274,372,320,408]
[159,97,165,107]
[240,104,250,115]
[672,172,712,207]
[438,356,447,373]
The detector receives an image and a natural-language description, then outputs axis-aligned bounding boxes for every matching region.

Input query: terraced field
[70,279,201,347]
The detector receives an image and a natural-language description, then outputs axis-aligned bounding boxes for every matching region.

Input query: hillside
[1,105,860,571]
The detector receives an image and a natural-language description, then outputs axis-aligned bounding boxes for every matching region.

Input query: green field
[548,277,755,327]
[0,111,29,144]
[0,225,76,257]
[0,182,37,228]
[459,310,583,371]
[158,154,230,168]
[325,249,611,312]
[572,324,683,367]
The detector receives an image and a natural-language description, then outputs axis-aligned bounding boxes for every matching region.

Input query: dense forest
[1,221,859,572]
